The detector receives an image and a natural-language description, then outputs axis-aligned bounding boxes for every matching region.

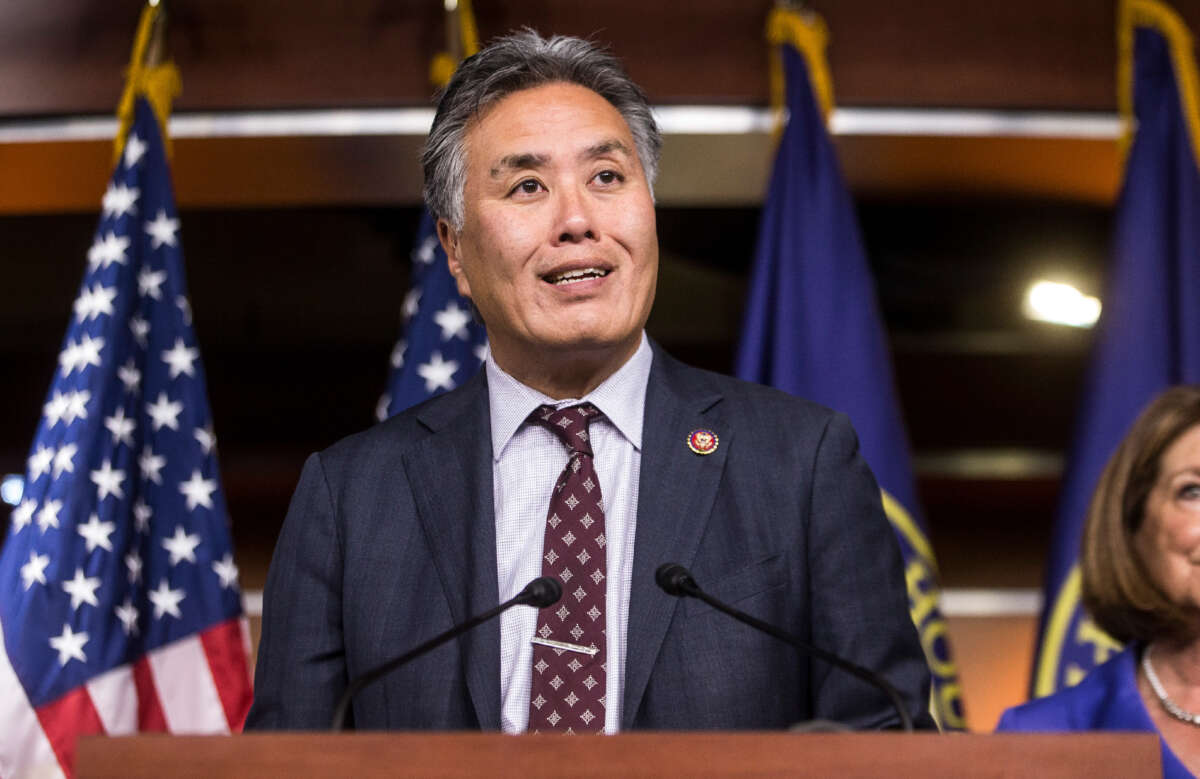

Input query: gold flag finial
[430,0,481,89]
[114,1,181,161]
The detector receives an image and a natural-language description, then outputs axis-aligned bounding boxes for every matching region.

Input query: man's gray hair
[422,30,662,230]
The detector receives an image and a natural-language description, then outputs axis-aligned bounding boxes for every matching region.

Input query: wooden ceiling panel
[2,0,1198,116]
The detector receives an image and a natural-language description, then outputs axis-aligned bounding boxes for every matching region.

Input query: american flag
[377,210,488,418]
[0,97,251,779]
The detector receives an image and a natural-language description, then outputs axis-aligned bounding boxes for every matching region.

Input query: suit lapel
[622,348,730,728]
[402,372,502,729]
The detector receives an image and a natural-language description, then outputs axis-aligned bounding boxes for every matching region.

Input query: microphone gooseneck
[654,562,914,732]
[330,575,562,730]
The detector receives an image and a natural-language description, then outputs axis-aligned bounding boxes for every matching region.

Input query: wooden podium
[77,731,1161,777]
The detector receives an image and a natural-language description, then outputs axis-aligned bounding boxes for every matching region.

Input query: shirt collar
[487,332,652,461]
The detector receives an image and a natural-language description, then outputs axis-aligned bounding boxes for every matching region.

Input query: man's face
[439,82,658,377]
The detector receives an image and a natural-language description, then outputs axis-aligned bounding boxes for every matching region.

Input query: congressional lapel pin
[686,429,719,455]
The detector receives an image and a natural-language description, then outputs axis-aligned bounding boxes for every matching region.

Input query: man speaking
[247,31,933,733]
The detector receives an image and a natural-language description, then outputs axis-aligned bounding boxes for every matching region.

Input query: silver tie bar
[531,637,599,656]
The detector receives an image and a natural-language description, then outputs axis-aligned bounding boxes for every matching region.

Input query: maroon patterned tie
[527,403,607,734]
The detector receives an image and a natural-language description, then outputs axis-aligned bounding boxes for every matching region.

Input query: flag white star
[179,469,217,511]
[77,513,116,553]
[118,358,142,393]
[176,295,193,325]
[390,340,406,369]
[148,579,185,619]
[146,392,183,431]
[43,392,69,427]
[59,333,104,377]
[62,567,101,610]
[53,443,78,478]
[104,407,136,447]
[194,424,216,455]
[162,338,198,379]
[434,301,472,341]
[212,553,239,589]
[474,341,489,364]
[125,550,143,583]
[375,393,391,423]
[90,459,126,501]
[133,499,152,533]
[115,598,139,636]
[130,315,150,347]
[28,445,54,481]
[403,288,421,320]
[162,524,202,565]
[417,352,459,393]
[73,282,116,323]
[87,231,131,269]
[138,266,167,300]
[49,624,88,666]
[139,446,166,484]
[36,499,62,531]
[414,234,438,264]
[64,390,91,425]
[20,551,50,590]
[145,209,179,249]
[12,498,36,531]
[123,133,147,168]
[101,182,139,219]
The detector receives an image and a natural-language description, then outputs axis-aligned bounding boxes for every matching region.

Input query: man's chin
[534,330,639,357]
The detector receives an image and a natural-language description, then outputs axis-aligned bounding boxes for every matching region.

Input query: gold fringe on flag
[1117,0,1200,170]
[430,0,481,89]
[114,2,181,162]
[766,5,834,143]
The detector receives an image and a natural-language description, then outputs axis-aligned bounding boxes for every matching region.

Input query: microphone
[330,575,562,730]
[655,563,913,732]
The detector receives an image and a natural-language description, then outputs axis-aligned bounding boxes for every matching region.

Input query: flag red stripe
[131,655,168,731]
[199,618,253,731]
[35,686,106,778]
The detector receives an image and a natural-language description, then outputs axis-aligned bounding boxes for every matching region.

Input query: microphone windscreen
[522,576,562,608]
[655,563,694,597]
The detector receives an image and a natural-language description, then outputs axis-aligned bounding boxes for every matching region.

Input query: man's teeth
[549,268,608,285]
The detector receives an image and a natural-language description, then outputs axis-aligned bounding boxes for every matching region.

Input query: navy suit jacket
[246,346,933,730]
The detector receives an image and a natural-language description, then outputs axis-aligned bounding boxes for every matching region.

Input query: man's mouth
[543,267,611,286]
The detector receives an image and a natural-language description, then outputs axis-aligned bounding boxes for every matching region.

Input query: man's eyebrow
[488,140,632,178]
[490,152,550,178]
[581,139,632,160]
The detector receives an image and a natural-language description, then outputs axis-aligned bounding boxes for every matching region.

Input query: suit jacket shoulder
[628,345,933,730]
[996,645,1193,778]
[314,370,487,486]
[247,371,499,730]
[996,646,1147,731]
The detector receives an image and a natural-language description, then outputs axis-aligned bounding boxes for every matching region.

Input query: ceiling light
[1024,280,1101,328]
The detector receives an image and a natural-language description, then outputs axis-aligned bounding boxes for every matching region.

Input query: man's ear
[437,218,473,300]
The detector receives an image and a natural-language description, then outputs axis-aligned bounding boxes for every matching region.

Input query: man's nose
[554,185,597,244]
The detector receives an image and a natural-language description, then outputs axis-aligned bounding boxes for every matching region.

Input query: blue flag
[0,98,251,777]
[378,210,488,419]
[1032,0,1200,697]
[735,8,964,729]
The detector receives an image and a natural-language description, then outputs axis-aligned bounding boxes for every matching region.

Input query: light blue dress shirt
[487,333,652,734]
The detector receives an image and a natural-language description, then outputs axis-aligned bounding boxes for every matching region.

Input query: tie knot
[530,403,603,456]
